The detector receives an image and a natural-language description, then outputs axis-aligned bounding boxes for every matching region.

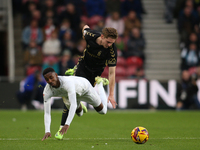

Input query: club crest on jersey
[87,45,90,48]
[97,51,102,56]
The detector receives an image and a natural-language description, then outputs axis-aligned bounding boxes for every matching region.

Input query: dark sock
[61,104,69,126]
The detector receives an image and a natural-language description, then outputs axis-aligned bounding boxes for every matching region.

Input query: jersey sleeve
[43,85,53,133]
[83,28,100,42]
[107,44,118,67]
[63,80,77,126]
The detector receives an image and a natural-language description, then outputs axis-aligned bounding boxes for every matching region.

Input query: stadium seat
[115,65,128,82]
[89,15,103,27]
[26,66,42,76]
[126,66,137,77]
[43,56,58,63]
[117,57,126,67]
[115,66,127,77]
[101,66,109,78]
[81,15,88,24]
[126,56,143,68]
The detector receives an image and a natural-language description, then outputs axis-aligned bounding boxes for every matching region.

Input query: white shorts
[63,84,101,109]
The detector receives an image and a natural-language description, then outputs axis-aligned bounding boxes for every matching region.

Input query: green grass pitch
[0,109,200,150]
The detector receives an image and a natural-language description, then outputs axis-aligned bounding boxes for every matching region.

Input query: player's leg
[55,104,68,140]
[94,76,110,114]
[61,105,69,126]
[55,65,77,139]
[95,81,107,108]
[55,98,87,140]
[76,102,88,116]
[94,103,107,114]
[81,96,107,114]
[83,77,109,114]
[62,97,87,116]
[55,97,71,140]
[95,76,109,108]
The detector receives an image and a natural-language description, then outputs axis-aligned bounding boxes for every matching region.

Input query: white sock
[96,82,107,109]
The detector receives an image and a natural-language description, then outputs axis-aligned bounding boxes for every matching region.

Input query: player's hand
[108,95,117,109]
[60,125,69,135]
[42,132,51,141]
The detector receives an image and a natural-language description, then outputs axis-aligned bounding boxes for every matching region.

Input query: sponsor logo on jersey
[87,51,101,59]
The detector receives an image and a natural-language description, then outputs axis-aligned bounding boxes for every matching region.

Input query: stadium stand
[11,0,200,82]
[13,0,147,82]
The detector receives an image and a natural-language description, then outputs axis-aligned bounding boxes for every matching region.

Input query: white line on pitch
[0,137,200,141]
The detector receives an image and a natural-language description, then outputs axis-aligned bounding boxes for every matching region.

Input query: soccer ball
[131,126,149,144]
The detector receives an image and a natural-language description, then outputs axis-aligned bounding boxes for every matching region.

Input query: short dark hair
[43,67,55,76]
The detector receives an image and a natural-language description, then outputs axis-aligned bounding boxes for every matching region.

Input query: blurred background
[0,0,200,111]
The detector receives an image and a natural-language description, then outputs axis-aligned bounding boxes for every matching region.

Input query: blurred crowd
[177,0,200,110]
[13,0,147,80]
[13,0,147,110]
[164,0,200,110]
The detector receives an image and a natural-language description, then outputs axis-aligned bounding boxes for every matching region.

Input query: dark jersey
[78,28,117,73]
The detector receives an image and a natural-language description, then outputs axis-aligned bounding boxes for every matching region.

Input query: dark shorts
[75,63,103,87]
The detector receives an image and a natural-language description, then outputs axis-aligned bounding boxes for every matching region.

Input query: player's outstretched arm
[42,132,51,141]
[108,66,117,108]
[59,85,77,135]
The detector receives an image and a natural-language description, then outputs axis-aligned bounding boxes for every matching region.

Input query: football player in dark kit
[55,25,118,139]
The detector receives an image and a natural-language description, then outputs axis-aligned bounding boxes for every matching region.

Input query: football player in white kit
[42,67,108,141]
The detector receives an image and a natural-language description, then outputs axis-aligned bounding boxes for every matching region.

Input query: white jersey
[43,76,101,133]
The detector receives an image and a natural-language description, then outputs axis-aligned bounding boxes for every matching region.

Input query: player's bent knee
[76,104,83,117]
[94,103,107,114]
[98,106,107,115]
